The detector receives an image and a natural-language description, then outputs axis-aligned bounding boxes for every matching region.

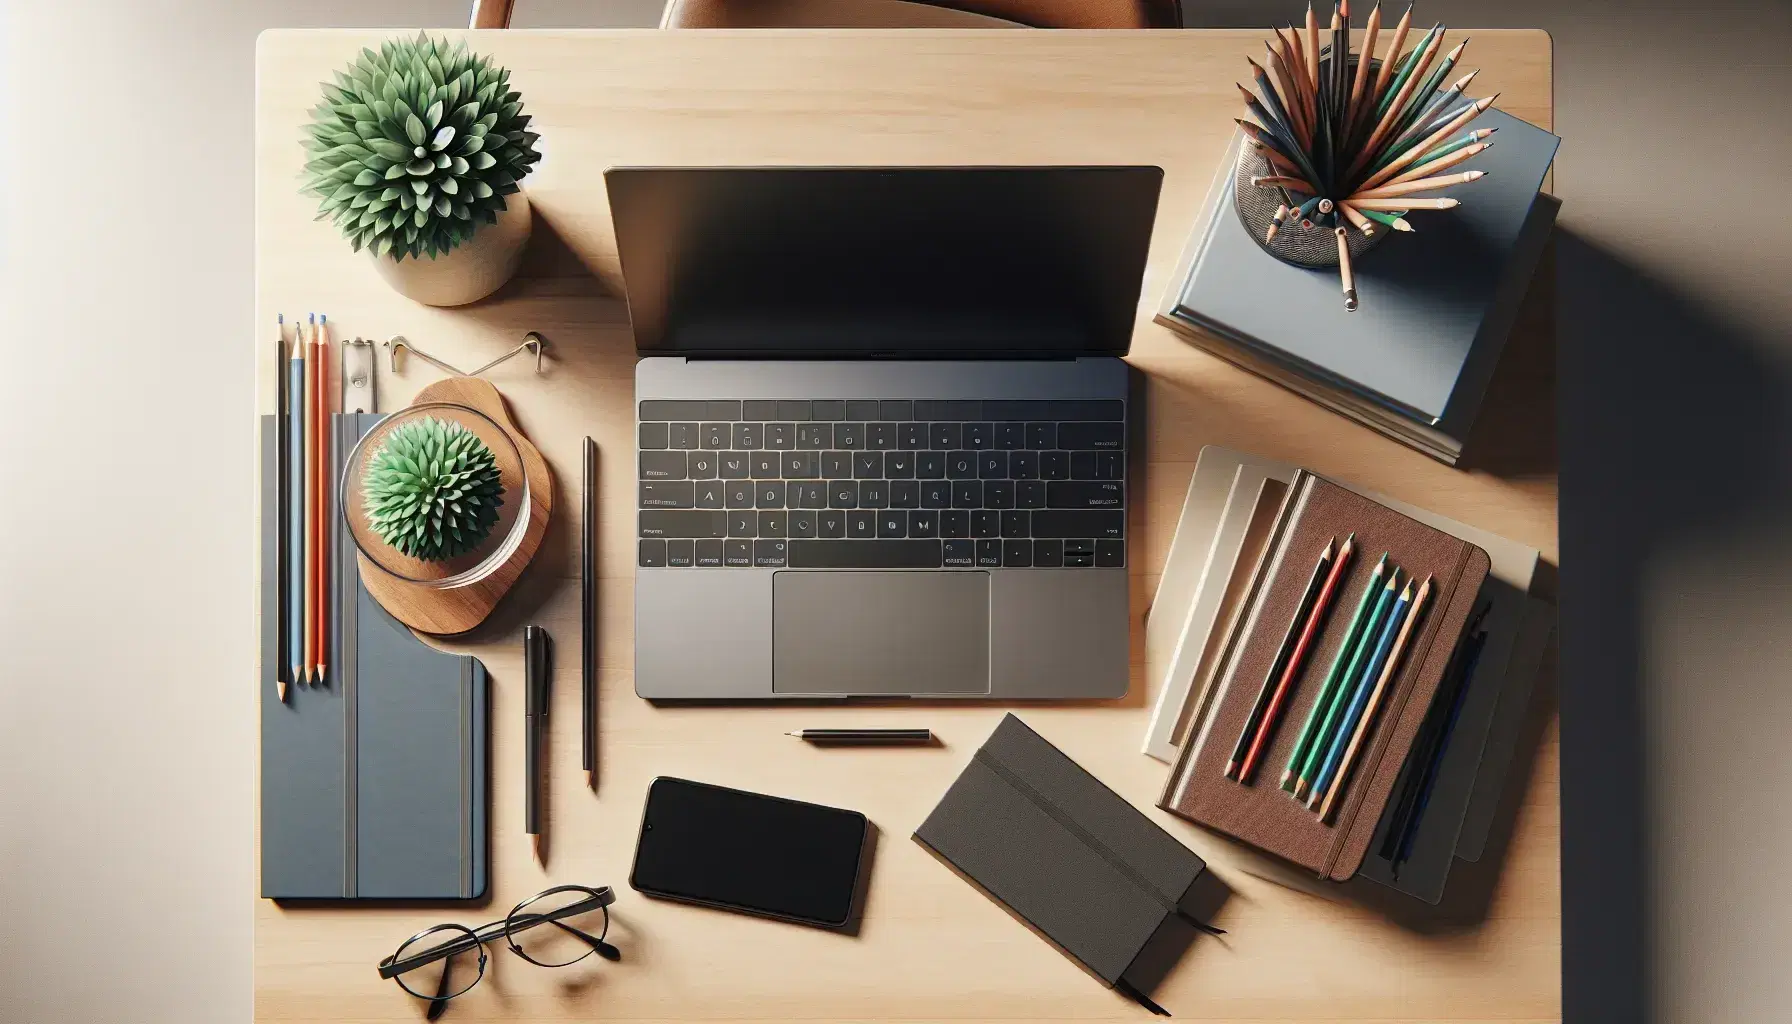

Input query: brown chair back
[471,0,1180,29]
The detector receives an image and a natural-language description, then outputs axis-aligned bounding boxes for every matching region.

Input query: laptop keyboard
[637,399,1125,570]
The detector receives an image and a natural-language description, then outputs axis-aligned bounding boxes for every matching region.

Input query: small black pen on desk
[786,728,934,745]
[524,625,551,862]
[581,437,597,788]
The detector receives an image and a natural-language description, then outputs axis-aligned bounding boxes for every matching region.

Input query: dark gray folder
[259,414,489,900]
[914,714,1214,1014]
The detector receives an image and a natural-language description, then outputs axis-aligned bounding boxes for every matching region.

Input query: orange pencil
[312,315,330,685]
[299,316,316,685]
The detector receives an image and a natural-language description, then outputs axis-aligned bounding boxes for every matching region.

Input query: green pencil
[1282,552,1388,790]
[1374,23,1438,119]
[1293,567,1402,798]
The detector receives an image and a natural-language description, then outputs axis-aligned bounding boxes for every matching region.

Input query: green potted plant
[302,33,542,306]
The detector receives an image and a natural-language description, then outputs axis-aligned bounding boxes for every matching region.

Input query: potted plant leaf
[302,33,542,306]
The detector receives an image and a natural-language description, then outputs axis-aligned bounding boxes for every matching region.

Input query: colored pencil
[1379,601,1489,868]
[1358,95,1498,191]
[1392,38,1467,139]
[1383,141,1490,186]
[1369,4,1415,122]
[1353,169,1485,199]
[1335,226,1358,311]
[1391,67,1478,154]
[1306,575,1411,808]
[1283,552,1388,790]
[1391,625,1486,872]
[1343,2,1380,141]
[1354,207,1414,231]
[1319,575,1433,823]
[1374,22,1439,121]
[1345,197,1459,211]
[274,315,289,704]
[1239,533,1356,782]
[1354,25,1443,175]
[1405,125,1496,168]
[314,315,330,685]
[582,436,598,785]
[1338,200,1379,235]
[1266,202,1291,242]
[1306,4,1321,103]
[1227,537,1336,779]
[288,324,306,686]
[1265,42,1310,145]
[1294,569,1400,798]
[301,315,316,686]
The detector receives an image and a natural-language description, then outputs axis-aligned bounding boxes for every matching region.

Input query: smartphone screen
[629,777,868,928]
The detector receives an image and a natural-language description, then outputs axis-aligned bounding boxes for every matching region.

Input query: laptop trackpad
[773,572,991,695]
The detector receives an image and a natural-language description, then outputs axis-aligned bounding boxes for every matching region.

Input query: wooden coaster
[357,376,553,635]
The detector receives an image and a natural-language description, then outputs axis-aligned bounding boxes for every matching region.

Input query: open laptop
[611,166,1162,699]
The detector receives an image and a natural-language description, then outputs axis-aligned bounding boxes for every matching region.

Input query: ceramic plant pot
[372,191,532,307]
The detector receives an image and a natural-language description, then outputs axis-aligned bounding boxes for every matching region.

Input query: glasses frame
[377,884,619,1018]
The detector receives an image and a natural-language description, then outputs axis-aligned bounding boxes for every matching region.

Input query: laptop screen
[607,166,1162,359]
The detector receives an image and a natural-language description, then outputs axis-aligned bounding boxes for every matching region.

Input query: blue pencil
[1306,577,1414,808]
[288,322,307,686]
[1392,627,1489,873]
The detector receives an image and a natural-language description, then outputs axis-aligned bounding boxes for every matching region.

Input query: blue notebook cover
[259,414,489,901]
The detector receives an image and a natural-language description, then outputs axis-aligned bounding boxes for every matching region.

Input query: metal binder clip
[340,337,378,413]
[383,332,549,380]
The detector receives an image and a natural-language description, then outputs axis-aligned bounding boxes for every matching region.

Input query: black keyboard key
[1070,451,1098,479]
[640,422,670,449]
[836,423,865,449]
[695,539,724,567]
[725,481,754,509]
[756,482,785,509]
[917,451,946,478]
[890,480,920,508]
[818,510,846,538]
[790,539,942,569]
[822,451,852,478]
[1025,422,1055,450]
[975,539,1002,567]
[1096,452,1124,480]
[984,481,1015,509]
[667,539,694,567]
[1010,451,1039,479]
[964,423,993,449]
[732,423,763,449]
[827,481,858,509]
[898,423,927,449]
[845,400,880,422]
[858,480,889,508]
[789,482,826,508]
[846,511,876,538]
[854,452,884,478]
[640,481,694,508]
[1040,451,1070,480]
[751,452,780,478]
[1032,510,1125,538]
[1064,539,1096,555]
[790,510,817,538]
[943,538,975,566]
[917,400,981,421]
[1048,481,1124,508]
[994,423,1025,450]
[971,510,1000,538]
[695,480,725,509]
[777,400,812,421]
[758,510,787,537]
[979,451,1008,479]
[765,423,794,450]
[885,451,915,478]
[1057,422,1124,449]
[920,481,952,509]
[1003,539,1032,567]
[797,423,832,449]
[743,400,777,422]
[879,400,913,421]
[1016,480,1047,509]
[639,511,726,539]
[688,452,717,479]
[867,422,897,450]
[641,400,708,421]
[941,510,970,537]
[701,423,729,449]
[1033,539,1063,567]
[639,538,667,566]
[640,451,687,480]
[878,512,907,538]
[952,481,981,509]
[753,539,789,567]
[812,400,845,421]
[1096,539,1126,567]
[718,452,750,479]
[783,451,820,478]
[706,400,742,421]
[1064,551,1095,568]
[909,511,938,537]
[946,452,977,479]
[727,511,756,537]
[725,539,752,567]
[1000,510,1030,537]
[984,400,1123,422]
[669,422,699,449]
[930,423,962,450]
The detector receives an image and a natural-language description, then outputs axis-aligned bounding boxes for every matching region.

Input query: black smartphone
[629,777,869,928]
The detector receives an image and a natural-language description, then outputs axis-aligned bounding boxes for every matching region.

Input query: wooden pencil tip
[278,680,288,702]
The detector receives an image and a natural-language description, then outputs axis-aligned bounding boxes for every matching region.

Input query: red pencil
[1238,532,1356,782]
[311,315,330,684]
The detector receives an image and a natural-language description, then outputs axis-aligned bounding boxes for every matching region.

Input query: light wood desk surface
[255,29,1558,1023]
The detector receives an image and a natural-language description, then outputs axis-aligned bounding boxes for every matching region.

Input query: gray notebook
[914,714,1216,1014]
[1159,109,1560,463]
[259,414,489,900]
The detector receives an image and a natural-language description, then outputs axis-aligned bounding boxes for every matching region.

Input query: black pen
[525,625,551,860]
[786,728,933,745]
[581,437,597,787]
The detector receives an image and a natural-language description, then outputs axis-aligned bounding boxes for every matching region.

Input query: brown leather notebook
[1157,472,1491,881]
